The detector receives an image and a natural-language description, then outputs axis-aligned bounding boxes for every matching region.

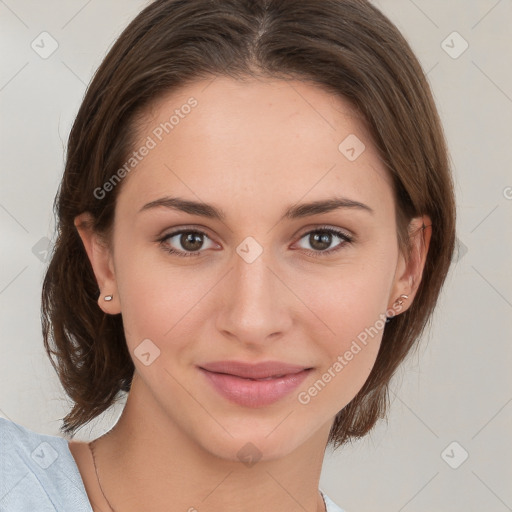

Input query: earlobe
[74,212,121,314]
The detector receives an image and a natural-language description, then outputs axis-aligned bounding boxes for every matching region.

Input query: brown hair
[42,0,456,444]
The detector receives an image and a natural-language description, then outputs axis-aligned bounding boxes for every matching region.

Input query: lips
[199,360,310,379]
[198,360,313,407]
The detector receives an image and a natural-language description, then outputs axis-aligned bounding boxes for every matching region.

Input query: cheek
[292,257,395,408]
[298,256,395,345]
[113,245,202,353]
[295,287,386,417]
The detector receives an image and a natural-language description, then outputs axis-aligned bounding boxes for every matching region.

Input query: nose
[214,247,293,347]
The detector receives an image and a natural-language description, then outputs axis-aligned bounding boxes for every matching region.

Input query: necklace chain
[89,439,117,512]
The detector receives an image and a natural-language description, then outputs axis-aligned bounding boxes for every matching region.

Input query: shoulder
[0,417,92,512]
[321,489,348,512]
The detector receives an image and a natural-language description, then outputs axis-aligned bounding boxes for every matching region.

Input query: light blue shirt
[0,418,345,511]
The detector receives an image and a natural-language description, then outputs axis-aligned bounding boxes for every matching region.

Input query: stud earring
[394,294,409,308]
[386,294,410,322]
[104,294,113,301]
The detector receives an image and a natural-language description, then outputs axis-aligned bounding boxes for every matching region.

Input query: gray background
[1,1,511,511]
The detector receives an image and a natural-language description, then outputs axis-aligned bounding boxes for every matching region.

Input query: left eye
[295,228,352,254]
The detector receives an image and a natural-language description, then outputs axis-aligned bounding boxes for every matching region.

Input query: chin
[197,417,318,465]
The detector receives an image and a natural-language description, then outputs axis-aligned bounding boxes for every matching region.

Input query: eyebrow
[139,196,374,220]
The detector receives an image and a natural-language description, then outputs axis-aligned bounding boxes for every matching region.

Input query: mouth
[198,361,313,407]
[199,360,312,379]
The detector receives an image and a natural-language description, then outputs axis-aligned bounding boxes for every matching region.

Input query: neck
[93,372,331,512]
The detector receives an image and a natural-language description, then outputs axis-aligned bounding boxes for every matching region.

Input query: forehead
[117,76,393,218]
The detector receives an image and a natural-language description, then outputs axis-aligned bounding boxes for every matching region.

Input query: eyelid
[160,227,219,244]
[157,223,353,241]
[294,224,353,239]
[157,223,217,240]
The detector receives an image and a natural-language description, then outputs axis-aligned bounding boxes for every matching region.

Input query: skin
[71,76,431,512]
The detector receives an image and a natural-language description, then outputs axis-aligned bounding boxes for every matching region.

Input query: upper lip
[199,361,312,379]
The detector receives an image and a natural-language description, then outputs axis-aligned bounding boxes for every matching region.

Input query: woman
[0,0,455,511]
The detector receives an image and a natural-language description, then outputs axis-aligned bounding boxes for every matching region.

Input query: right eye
[160,229,219,257]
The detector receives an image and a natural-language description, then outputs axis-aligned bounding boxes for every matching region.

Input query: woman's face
[85,77,418,461]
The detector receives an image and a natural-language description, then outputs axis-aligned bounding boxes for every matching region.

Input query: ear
[388,215,432,315]
[74,212,121,315]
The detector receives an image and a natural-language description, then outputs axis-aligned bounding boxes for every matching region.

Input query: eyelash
[158,226,353,258]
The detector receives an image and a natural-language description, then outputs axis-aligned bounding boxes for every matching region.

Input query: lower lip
[200,368,311,407]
